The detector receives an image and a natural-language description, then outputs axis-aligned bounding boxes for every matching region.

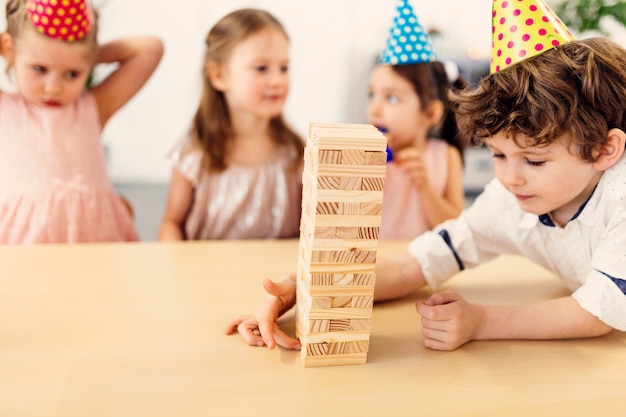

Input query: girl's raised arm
[91,36,164,126]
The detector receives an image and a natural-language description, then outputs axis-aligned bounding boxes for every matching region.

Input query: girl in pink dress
[0,0,163,244]
[368,0,469,239]
[158,9,304,241]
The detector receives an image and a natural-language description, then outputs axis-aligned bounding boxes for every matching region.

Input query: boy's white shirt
[408,152,626,331]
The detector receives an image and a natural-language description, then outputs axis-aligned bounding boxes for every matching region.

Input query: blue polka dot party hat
[379,0,435,65]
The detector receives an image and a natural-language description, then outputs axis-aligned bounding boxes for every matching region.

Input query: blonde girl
[159,8,303,240]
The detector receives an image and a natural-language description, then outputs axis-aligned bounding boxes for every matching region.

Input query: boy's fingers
[263,277,295,297]
[427,290,460,305]
[273,326,301,350]
[224,316,248,335]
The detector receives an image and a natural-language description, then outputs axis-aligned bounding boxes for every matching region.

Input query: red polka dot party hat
[491,0,574,73]
[27,0,94,42]
[379,0,435,65]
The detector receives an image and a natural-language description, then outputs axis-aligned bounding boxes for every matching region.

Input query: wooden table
[1,240,624,416]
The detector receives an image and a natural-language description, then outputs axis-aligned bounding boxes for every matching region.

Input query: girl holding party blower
[369,0,468,238]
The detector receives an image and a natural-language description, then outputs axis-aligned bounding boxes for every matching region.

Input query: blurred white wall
[1,0,624,183]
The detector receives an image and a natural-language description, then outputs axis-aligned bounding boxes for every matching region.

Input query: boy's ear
[205,60,228,92]
[592,128,626,171]
[0,33,14,61]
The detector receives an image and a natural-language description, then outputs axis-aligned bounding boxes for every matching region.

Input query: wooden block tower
[295,122,387,367]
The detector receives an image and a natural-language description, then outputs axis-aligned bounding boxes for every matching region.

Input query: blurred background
[1,0,624,240]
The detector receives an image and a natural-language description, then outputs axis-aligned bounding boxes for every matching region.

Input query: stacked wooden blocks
[295,122,387,367]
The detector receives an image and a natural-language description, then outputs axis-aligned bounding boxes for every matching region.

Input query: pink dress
[379,138,449,239]
[170,134,302,240]
[0,92,138,244]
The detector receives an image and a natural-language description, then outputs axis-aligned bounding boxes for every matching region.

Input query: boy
[226,1,626,350]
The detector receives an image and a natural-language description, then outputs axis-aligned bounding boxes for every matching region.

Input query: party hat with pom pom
[491,0,574,73]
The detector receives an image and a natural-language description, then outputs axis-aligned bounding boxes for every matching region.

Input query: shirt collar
[537,183,598,228]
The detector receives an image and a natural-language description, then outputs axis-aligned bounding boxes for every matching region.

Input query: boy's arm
[417,292,613,351]
[91,36,164,126]
[374,251,427,301]
[225,252,428,349]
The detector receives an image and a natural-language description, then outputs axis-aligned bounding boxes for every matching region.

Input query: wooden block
[358,227,380,240]
[317,176,363,191]
[311,297,332,309]
[360,203,383,216]
[310,273,333,286]
[309,285,376,297]
[362,177,385,191]
[333,273,354,285]
[316,189,384,204]
[354,273,376,286]
[313,214,382,228]
[297,353,368,367]
[318,163,386,178]
[365,150,387,165]
[316,202,339,215]
[295,122,387,367]
[314,226,336,239]
[306,343,329,356]
[352,296,374,308]
[328,341,369,355]
[331,296,353,308]
[329,319,352,331]
[318,150,342,164]
[336,202,360,215]
[350,318,372,331]
[336,227,359,239]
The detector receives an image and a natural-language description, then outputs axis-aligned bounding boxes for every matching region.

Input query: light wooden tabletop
[1,240,624,417]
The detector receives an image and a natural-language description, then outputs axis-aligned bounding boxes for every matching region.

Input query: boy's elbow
[579,315,614,339]
[593,321,614,338]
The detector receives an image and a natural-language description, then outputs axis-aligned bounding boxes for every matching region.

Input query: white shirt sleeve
[572,270,626,331]
[407,179,512,290]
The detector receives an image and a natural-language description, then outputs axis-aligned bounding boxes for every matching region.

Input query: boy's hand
[415,291,483,351]
[224,277,300,350]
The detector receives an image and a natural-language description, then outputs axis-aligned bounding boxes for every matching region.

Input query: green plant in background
[552,0,626,35]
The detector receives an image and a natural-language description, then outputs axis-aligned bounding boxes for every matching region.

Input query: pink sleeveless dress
[379,138,450,239]
[0,92,138,244]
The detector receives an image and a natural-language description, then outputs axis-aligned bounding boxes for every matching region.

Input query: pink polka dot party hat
[379,0,435,65]
[27,0,94,42]
[491,0,574,73]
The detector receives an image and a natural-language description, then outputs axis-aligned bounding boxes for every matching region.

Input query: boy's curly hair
[450,37,626,162]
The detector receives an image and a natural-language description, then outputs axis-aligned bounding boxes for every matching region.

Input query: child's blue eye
[387,94,398,104]
[32,65,46,73]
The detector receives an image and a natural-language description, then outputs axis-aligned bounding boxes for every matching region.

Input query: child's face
[367,65,434,151]
[9,28,93,107]
[215,28,290,121]
[486,132,603,226]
